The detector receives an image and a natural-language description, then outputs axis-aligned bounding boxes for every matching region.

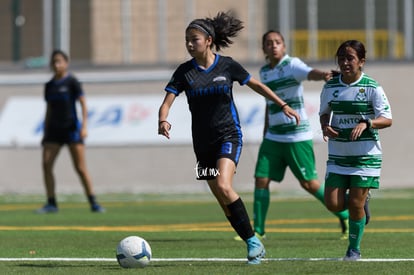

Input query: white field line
[1,257,414,262]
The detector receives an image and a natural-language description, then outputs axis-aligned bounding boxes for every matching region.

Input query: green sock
[253,188,270,235]
[348,217,366,251]
[313,183,349,220]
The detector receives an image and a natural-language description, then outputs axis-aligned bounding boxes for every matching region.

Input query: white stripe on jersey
[320,73,392,176]
[260,55,313,143]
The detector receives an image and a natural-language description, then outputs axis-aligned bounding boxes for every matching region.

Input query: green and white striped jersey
[259,55,313,142]
[319,73,392,176]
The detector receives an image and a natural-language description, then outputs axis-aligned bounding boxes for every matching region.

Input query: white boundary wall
[0,93,322,148]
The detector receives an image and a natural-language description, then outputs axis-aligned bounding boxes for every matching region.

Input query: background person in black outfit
[36,50,104,214]
[158,11,299,264]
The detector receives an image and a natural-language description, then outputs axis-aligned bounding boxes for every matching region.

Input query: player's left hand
[350,122,367,141]
[282,106,300,125]
[80,127,88,139]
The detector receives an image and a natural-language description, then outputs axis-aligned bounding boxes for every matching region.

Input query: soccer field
[0,189,413,274]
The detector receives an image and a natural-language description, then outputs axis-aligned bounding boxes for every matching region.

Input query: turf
[0,189,413,274]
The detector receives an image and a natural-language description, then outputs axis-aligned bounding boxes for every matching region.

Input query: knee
[324,197,345,212]
[347,196,364,212]
[212,178,236,199]
[216,183,233,197]
[300,180,320,193]
[324,187,347,212]
[73,164,86,176]
[42,161,53,173]
[325,202,341,212]
[255,177,270,189]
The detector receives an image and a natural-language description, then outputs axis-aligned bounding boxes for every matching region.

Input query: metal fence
[0,0,413,68]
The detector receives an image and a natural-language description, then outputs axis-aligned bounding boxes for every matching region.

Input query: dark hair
[261,30,285,62]
[49,49,69,68]
[336,40,366,60]
[186,11,244,52]
[261,30,284,50]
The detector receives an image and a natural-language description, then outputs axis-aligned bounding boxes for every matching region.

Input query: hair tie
[188,23,215,40]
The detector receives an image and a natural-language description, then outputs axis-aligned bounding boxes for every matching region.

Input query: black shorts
[42,127,83,146]
[194,139,242,180]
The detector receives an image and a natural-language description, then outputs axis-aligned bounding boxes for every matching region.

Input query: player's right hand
[158,121,172,139]
[322,125,339,142]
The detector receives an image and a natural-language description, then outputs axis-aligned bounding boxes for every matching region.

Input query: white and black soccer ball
[116,236,152,268]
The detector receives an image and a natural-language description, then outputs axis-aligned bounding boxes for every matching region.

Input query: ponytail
[186,10,244,52]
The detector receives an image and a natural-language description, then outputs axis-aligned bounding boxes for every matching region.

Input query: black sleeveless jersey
[44,74,83,130]
[165,55,251,150]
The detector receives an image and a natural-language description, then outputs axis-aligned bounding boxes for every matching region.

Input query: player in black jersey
[158,11,300,264]
[36,50,104,214]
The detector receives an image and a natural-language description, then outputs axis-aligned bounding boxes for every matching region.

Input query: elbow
[384,118,393,128]
[377,118,392,129]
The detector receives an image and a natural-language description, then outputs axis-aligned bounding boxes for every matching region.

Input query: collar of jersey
[266,54,290,70]
[191,54,220,73]
[339,72,365,86]
[52,73,71,84]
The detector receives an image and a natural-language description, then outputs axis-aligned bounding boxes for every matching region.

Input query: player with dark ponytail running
[158,11,300,264]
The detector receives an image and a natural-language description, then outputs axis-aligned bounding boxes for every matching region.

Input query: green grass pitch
[0,189,413,274]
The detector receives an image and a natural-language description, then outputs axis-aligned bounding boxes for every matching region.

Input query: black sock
[226,198,254,241]
[88,195,97,206]
[47,197,57,207]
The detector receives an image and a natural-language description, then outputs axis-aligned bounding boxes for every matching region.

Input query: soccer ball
[116,236,152,268]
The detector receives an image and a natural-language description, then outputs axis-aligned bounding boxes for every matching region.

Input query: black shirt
[44,74,83,130]
[165,55,251,150]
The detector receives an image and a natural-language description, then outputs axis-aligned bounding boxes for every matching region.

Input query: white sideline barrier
[0,93,322,147]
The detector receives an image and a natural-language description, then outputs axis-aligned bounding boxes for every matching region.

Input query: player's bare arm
[246,77,300,125]
[263,106,269,137]
[350,116,392,141]
[320,113,338,141]
[370,116,392,129]
[79,96,88,139]
[158,92,175,139]
[308,69,332,82]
